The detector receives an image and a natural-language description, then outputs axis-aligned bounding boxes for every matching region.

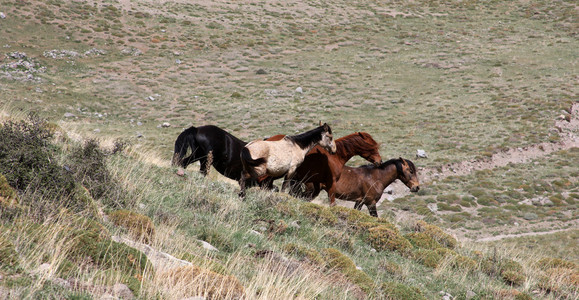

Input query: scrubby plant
[283,243,325,265]
[366,226,412,254]
[0,234,20,274]
[161,265,245,299]
[404,232,443,250]
[68,139,129,208]
[537,267,579,295]
[413,220,457,249]
[108,210,155,243]
[0,116,76,212]
[411,249,442,268]
[299,202,338,226]
[320,248,375,293]
[480,256,525,286]
[449,255,478,274]
[380,260,403,277]
[379,281,426,300]
[0,174,18,205]
[536,257,577,270]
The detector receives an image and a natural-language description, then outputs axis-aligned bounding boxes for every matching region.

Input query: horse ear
[358,132,365,139]
[319,120,322,126]
[399,157,407,165]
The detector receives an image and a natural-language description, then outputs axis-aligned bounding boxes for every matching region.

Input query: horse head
[398,157,420,192]
[357,132,382,166]
[171,152,184,167]
[320,123,337,154]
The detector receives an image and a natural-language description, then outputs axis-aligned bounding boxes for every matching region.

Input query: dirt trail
[419,103,579,184]
[474,226,578,243]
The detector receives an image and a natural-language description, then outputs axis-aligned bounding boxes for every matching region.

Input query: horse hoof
[238,192,246,199]
[329,202,337,207]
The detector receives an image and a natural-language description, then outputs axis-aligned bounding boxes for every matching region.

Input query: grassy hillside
[0,0,577,299]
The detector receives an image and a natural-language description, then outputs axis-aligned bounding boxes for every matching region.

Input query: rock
[427,203,438,213]
[0,12,6,19]
[175,59,181,64]
[466,290,476,300]
[249,229,262,236]
[100,293,116,300]
[370,248,377,253]
[64,112,76,118]
[33,263,51,275]
[43,49,80,59]
[136,121,143,126]
[136,132,144,138]
[93,129,100,133]
[112,283,134,299]
[182,297,206,300]
[417,149,428,158]
[289,220,300,229]
[161,122,171,128]
[197,239,219,251]
[9,52,26,59]
[295,87,303,93]
[121,48,142,56]
[256,69,267,75]
[52,278,71,289]
[148,96,155,101]
[84,48,106,56]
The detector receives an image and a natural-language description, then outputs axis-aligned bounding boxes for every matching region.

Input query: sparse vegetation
[0,0,577,298]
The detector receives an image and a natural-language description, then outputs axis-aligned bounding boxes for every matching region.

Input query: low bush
[320,248,375,293]
[366,226,412,254]
[109,210,155,243]
[299,202,338,226]
[413,220,457,249]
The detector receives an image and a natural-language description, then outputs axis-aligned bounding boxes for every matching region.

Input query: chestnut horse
[332,158,420,217]
[286,132,383,206]
[239,123,336,198]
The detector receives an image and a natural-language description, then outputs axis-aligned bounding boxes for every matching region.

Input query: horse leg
[327,185,337,207]
[354,201,364,210]
[367,202,378,217]
[238,170,250,199]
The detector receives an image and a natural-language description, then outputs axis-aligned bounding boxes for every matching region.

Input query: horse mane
[287,125,329,149]
[335,132,378,156]
[371,158,416,174]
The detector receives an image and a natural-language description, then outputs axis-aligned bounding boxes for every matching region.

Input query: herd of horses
[172,123,420,217]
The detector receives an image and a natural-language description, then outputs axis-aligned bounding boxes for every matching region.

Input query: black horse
[172,125,253,182]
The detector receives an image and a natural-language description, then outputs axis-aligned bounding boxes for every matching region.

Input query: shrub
[109,210,155,243]
[380,260,403,276]
[283,243,325,265]
[162,265,245,299]
[411,249,442,268]
[450,255,478,273]
[404,232,443,250]
[320,248,375,293]
[299,202,338,226]
[480,257,525,286]
[413,220,457,249]
[379,281,426,300]
[68,139,128,208]
[0,116,76,210]
[366,226,412,254]
[536,257,577,271]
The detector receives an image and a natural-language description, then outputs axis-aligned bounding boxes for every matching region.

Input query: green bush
[68,139,129,208]
[0,116,76,211]
[109,210,155,243]
[404,232,443,250]
[283,243,325,265]
[320,248,375,293]
[413,220,457,249]
[367,226,412,254]
[299,202,338,226]
[411,249,442,268]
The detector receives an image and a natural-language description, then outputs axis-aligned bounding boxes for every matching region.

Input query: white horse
[239,123,337,198]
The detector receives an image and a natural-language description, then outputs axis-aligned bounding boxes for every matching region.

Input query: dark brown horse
[286,132,383,206]
[332,158,420,217]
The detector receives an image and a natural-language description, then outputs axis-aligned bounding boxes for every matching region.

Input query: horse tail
[172,126,197,167]
[240,147,266,178]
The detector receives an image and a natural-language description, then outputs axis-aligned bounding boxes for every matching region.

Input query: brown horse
[332,158,420,217]
[286,132,383,206]
[239,123,336,198]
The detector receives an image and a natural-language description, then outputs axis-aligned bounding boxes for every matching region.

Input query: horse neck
[288,126,324,151]
[377,161,401,187]
[334,135,375,164]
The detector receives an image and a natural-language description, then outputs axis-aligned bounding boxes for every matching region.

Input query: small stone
[33,263,51,275]
[256,68,267,75]
[148,96,155,101]
[289,220,300,229]
[417,149,428,158]
[295,86,303,93]
[175,59,181,64]
[136,132,144,138]
[466,290,476,300]
[0,12,6,19]
[137,121,143,126]
[64,112,76,118]
[370,248,377,253]
[197,240,219,251]
[113,283,134,299]
[93,129,100,133]
[161,122,171,128]
[427,203,438,213]
[249,229,262,236]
